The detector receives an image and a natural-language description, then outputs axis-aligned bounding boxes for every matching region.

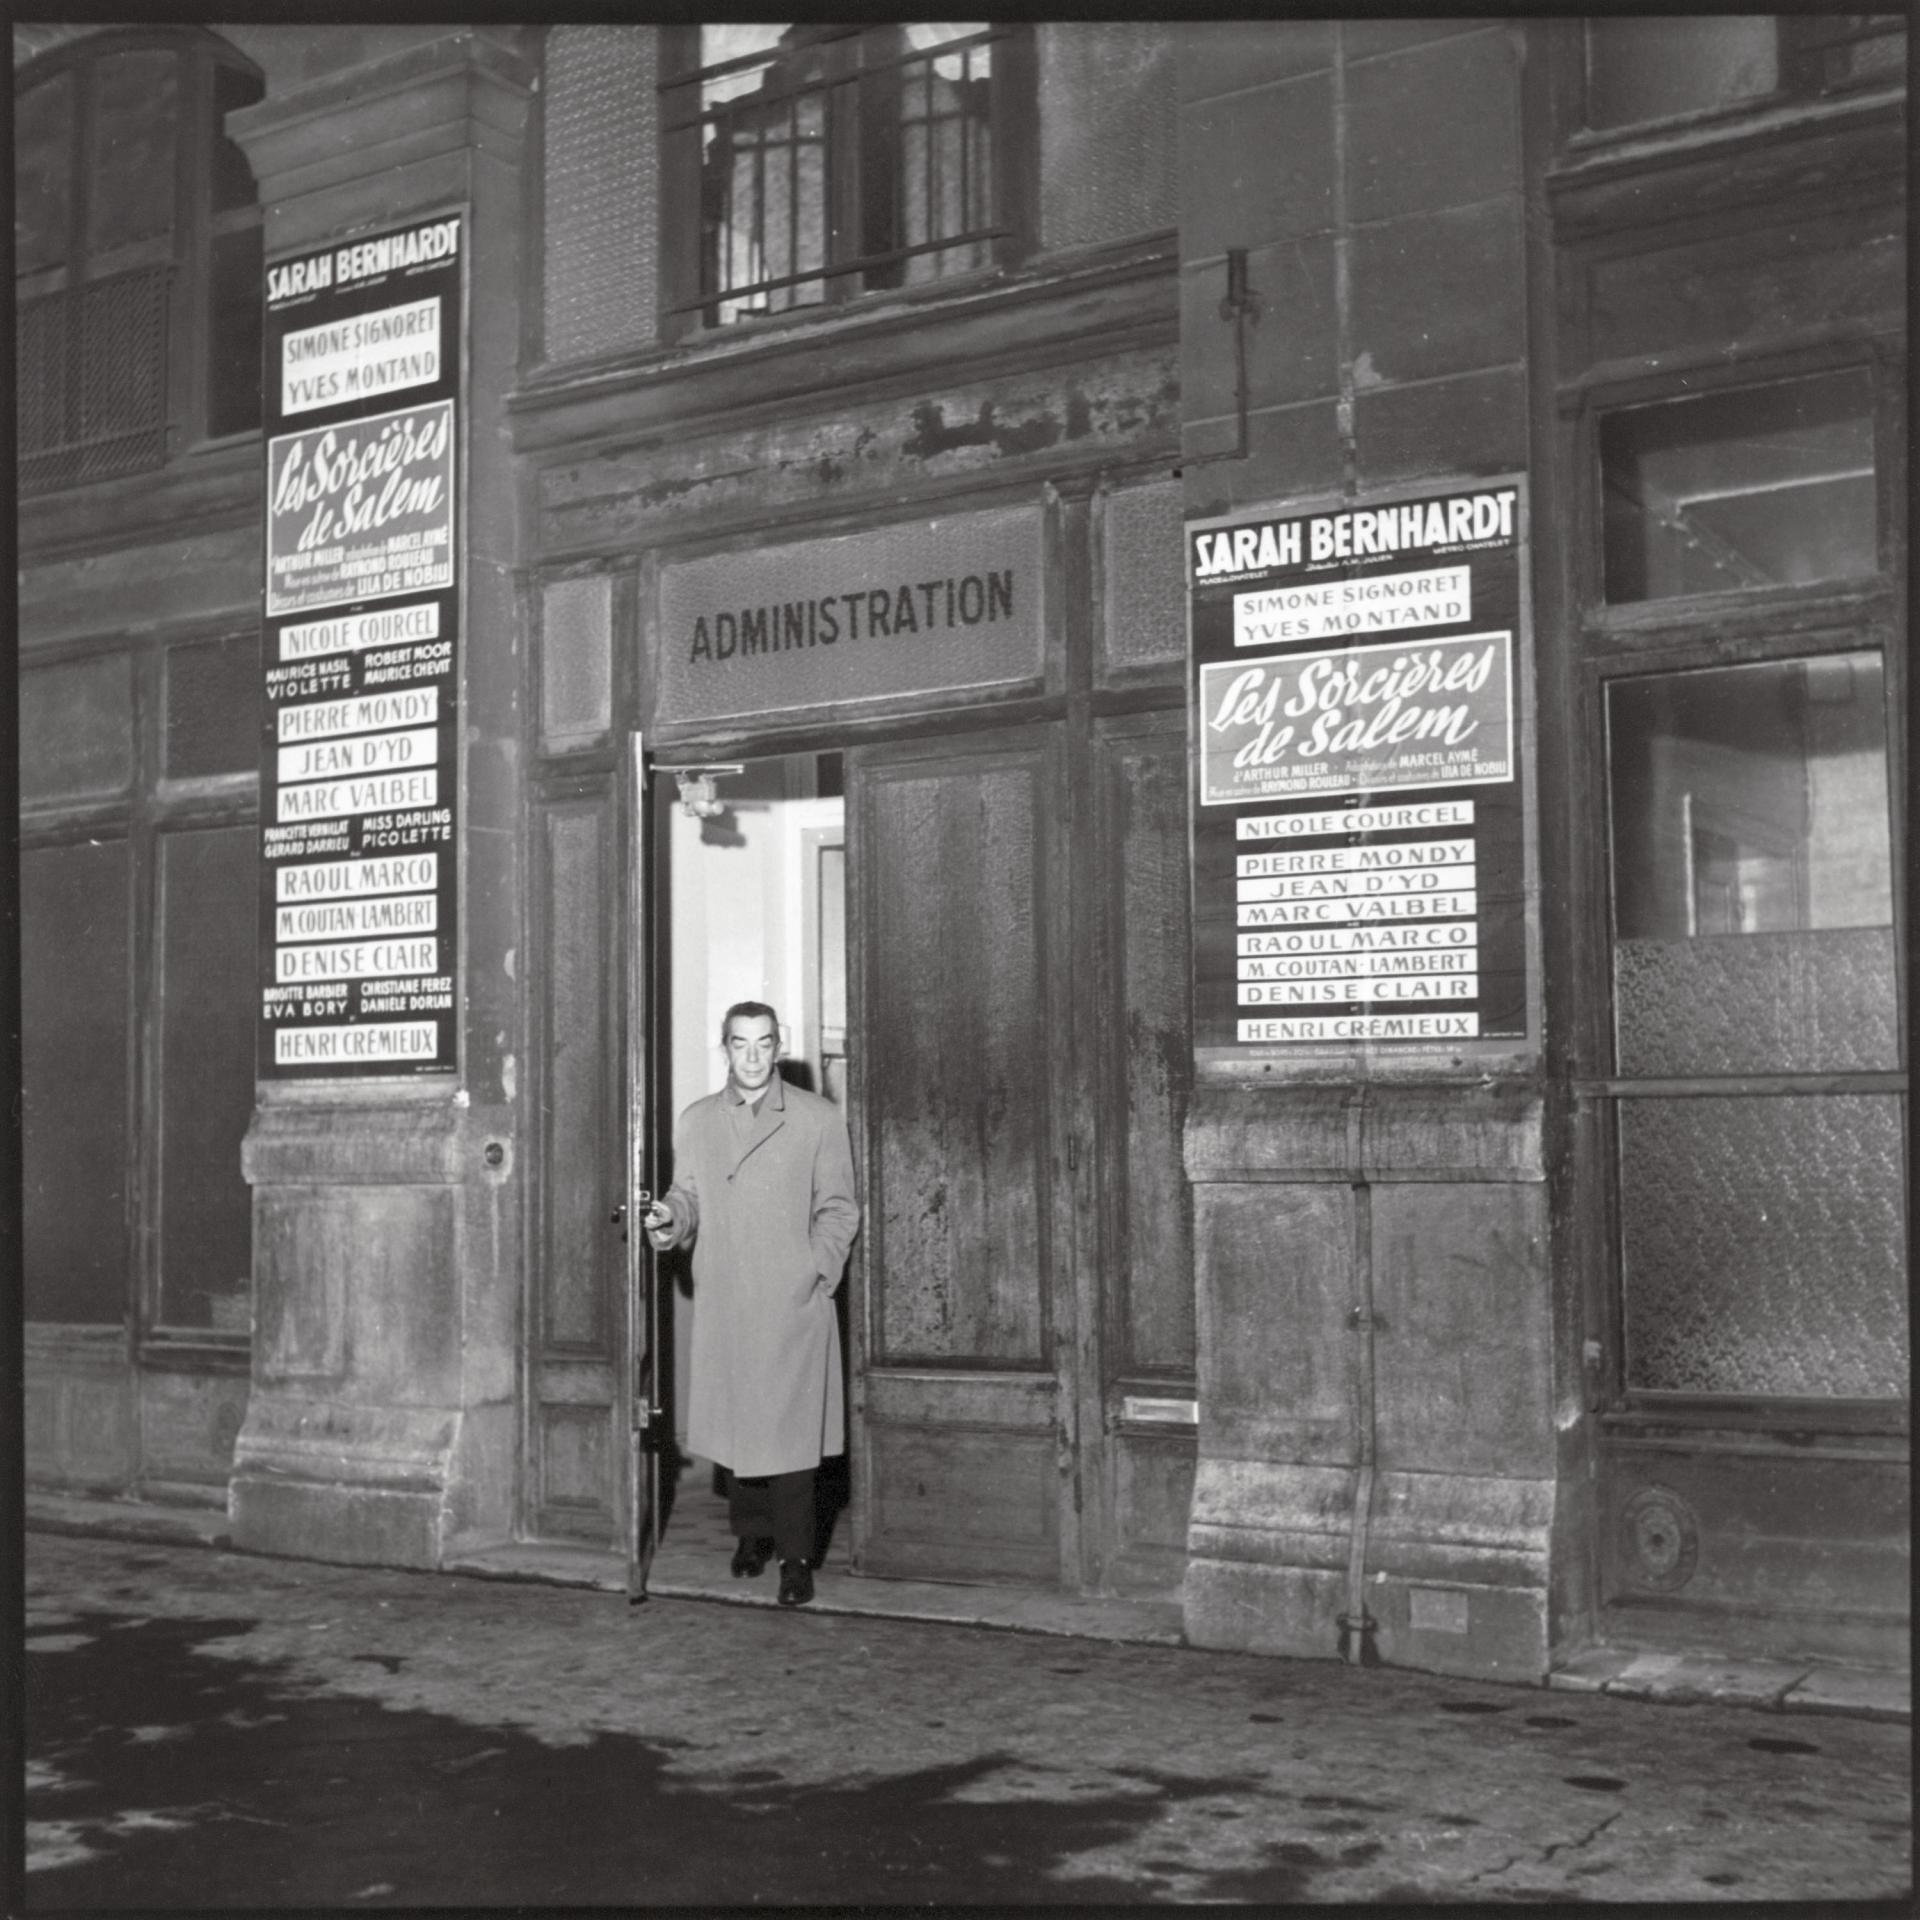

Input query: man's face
[724,1014,779,1093]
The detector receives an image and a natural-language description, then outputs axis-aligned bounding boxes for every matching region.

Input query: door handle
[611,1203,627,1242]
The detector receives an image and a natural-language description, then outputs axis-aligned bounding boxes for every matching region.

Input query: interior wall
[667,754,843,1114]
[662,752,844,1449]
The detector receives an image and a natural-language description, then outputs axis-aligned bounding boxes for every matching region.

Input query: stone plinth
[1181,1083,1559,1680]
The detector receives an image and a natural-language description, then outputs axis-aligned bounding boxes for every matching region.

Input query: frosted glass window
[1618,1094,1907,1397]
[1607,653,1896,1077]
[165,634,261,779]
[1607,653,1906,1400]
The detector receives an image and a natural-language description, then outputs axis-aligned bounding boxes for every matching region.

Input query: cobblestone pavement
[23,1530,1912,1908]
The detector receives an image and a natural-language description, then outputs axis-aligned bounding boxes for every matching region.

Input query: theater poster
[257,213,464,1077]
[1188,480,1534,1072]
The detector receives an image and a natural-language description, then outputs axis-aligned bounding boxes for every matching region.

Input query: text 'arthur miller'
[688,570,1014,664]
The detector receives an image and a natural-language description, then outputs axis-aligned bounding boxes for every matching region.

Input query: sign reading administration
[1188,482,1530,1069]
[257,213,465,1078]
[657,507,1044,724]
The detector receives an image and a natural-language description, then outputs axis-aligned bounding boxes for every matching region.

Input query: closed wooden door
[847,724,1077,1584]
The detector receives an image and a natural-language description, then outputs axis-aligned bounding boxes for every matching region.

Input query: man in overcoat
[643,1001,859,1606]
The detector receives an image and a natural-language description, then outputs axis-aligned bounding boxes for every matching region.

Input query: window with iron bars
[1580,12,1905,134]
[660,24,1032,332]
[16,29,264,496]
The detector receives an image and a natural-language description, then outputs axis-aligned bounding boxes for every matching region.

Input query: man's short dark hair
[720,1000,781,1048]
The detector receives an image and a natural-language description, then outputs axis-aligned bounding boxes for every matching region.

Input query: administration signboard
[1189,481,1530,1072]
[657,506,1044,725]
[258,213,464,1077]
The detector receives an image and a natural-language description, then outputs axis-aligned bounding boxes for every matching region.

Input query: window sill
[1552,80,1903,174]
[19,432,264,564]
[1547,86,1905,238]
[139,1332,252,1374]
[510,229,1178,453]
[1601,1397,1908,1449]
[1578,577,1895,650]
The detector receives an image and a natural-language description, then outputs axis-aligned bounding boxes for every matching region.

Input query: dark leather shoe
[777,1558,814,1606]
[730,1536,774,1578]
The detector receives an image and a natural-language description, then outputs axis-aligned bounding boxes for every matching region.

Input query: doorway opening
[646,748,848,1594]
[633,716,1194,1641]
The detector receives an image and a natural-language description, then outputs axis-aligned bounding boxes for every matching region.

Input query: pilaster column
[229,30,534,1566]
[1176,21,1576,1678]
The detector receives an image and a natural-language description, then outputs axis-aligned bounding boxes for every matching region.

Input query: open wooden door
[846,723,1081,1585]
[622,732,666,1599]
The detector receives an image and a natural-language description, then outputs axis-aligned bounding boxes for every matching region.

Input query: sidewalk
[24,1521,1913,1907]
[29,1485,1910,1721]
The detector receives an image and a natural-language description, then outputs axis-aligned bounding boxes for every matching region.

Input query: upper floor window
[660,23,1028,332]
[1581,13,1904,135]
[15,29,264,495]
[1599,368,1879,604]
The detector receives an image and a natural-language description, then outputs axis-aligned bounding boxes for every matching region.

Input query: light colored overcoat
[655,1074,860,1478]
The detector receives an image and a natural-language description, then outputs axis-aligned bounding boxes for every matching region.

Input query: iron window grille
[660,23,1024,331]
[16,29,263,497]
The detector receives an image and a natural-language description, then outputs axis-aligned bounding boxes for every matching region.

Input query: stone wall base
[231,1476,446,1569]
[1183,1458,1553,1680]
[231,1394,460,1569]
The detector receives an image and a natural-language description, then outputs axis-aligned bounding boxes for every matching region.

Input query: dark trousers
[727,1467,815,1564]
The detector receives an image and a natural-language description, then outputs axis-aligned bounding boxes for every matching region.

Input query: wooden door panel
[866,1424,1061,1581]
[528,785,623,1546]
[862,1368,1055,1428]
[1093,713,1195,1378]
[865,755,1050,1365]
[850,725,1070,1584]
[864,1354,1060,1579]
[1090,712,1197,1595]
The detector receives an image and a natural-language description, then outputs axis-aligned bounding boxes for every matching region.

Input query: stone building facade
[19,18,1908,1681]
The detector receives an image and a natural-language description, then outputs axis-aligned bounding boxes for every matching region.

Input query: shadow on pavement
[28,1610,1331,1907]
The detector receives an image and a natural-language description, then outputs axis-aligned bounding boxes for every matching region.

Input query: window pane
[692,24,995,322]
[20,652,134,803]
[1600,370,1877,603]
[206,223,263,438]
[23,839,129,1325]
[1784,14,1906,92]
[1607,654,1897,1077]
[699,22,790,90]
[898,28,993,287]
[74,263,171,468]
[1585,17,1778,129]
[16,69,75,273]
[87,48,178,253]
[210,59,264,213]
[165,633,261,779]
[157,825,257,1331]
[1618,1094,1907,1397]
[703,30,829,321]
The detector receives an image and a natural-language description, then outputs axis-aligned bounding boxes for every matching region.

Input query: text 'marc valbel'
[1188,482,1530,1073]
[257,214,465,1078]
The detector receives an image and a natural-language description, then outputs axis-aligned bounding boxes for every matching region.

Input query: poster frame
[1185,472,1542,1085]
[256,205,469,1082]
